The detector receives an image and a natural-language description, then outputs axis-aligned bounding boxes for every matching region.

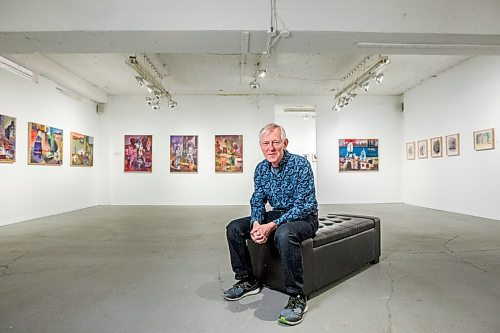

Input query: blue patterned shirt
[250,150,318,225]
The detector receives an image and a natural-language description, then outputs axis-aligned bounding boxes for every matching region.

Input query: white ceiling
[1,0,499,104]
[5,52,471,100]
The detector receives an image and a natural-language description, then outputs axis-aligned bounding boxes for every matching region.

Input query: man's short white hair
[259,123,287,142]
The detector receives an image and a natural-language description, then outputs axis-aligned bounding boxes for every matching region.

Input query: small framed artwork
[473,128,495,151]
[446,133,460,156]
[418,140,428,159]
[28,122,63,165]
[170,135,198,173]
[430,137,443,158]
[124,135,153,172]
[70,132,94,167]
[0,114,16,163]
[215,135,243,173]
[406,142,415,160]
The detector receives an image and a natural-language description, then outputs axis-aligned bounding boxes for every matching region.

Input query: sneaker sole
[223,286,261,301]
[278,304,308,326]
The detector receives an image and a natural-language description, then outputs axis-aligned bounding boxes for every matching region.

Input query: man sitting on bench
[223,123,319,326]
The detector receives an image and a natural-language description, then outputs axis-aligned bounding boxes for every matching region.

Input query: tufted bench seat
[248,214,381,297]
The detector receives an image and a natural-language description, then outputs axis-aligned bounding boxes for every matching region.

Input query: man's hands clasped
[251,221,277,244]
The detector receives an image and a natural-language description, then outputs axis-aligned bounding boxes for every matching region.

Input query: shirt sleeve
[274,160,317,225]
[250,164,267,224]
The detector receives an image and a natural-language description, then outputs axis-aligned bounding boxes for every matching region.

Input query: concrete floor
[1,204,499,333]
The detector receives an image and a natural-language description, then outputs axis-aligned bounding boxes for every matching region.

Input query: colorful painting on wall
[28,122,63,165]
[0,114,16,163]
[215,135,243,173]
[70,132,94,167]
[338,138,379,172]
[170,135,198,173]
[124,135,152,172]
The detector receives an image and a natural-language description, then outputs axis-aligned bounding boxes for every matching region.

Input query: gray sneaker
[278,294,308,325]
[223,279,261,301]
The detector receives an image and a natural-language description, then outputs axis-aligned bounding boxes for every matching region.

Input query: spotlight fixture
[248,60,267,89]
[168,99,178,108]
[332,55,390,112]
[249,80,261,89]
[135,76,145,87]
[126,55,177,110]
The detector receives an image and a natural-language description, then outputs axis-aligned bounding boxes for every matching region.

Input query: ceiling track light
[332,55,390,111]
[126,55,177,110]
[249,61,267,89]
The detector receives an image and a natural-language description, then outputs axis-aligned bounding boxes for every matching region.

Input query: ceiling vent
[283,106,316,113]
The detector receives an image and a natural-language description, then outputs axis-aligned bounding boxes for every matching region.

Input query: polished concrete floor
[1,204,499,333]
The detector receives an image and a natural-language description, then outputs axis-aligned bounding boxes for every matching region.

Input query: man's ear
[283,138,289,149]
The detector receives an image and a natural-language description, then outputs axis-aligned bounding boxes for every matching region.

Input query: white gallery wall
[402,56,500,220]
[276,95,404,204]
[2,56,500,225]
[103,95,274,205]
[0,70,101,226]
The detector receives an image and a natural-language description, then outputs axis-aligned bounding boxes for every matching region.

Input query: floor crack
[385,259,394,333]
[442,235,488,273]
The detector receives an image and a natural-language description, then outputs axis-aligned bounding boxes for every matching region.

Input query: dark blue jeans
[226,210,318,296]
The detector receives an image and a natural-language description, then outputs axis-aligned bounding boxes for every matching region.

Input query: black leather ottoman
[247,214,381,297]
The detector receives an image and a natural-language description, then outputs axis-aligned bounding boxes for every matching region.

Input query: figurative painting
[0,114,16,163]
[446,133,460,156]
[170,135,198,173]
[406,142,415,160]
[70,132,94,167]
[473,128,495,151]
[418,140,428,159]
[430,137,443,158]
[338,138,379,172]
[124,135,152,172]
[215,135,243,173]
[28,122,63,165]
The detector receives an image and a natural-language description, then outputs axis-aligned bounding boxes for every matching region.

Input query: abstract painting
[170,135,198,173]
[215,135,243,173]
[70,132,94,167]
[28,122,63,165]
[124,135,152,172]
[339,138,379,172]
[0,114,16,163]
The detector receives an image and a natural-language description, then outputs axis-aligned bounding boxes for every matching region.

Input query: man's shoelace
[285,297,304,309]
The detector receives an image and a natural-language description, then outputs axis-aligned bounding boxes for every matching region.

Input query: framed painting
[70,132,94,167]
[170,135,198,173]
[473,128,495,151]
[124,135,152,172]
[215,135,243,173]
[418,140,428,159]
[446,133,460,156]
[28,122,63,165]
[338,138,379,172]
[430,137,443,158]
[406,142,415,160]
[0,114,16,163]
